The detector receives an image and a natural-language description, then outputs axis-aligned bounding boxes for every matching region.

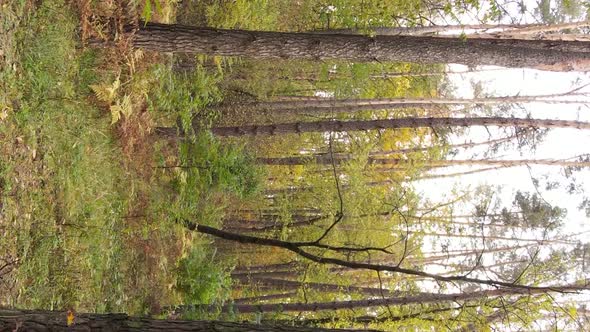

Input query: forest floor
[0,0,237,315]
[1,0,437,325]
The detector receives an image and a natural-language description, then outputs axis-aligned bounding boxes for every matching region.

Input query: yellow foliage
[66,310,75,326]
[109,94,133,124]
[90,75,120,104]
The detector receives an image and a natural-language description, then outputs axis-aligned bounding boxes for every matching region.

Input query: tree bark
[250,93,586,110]
[258,156,590,167]
[174,287,578,314]
[0,308,370,332]
[134,23,590,70]
[220,102,446,115]
[165,117,590,138]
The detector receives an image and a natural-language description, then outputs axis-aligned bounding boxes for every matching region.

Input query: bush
[175,247,232,317]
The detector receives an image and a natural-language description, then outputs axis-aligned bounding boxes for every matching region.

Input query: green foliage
[166,132,262,225]
[175,247,232,308]
[501,191,566,230]
[147,63,222,129]
[1,0,129,311]
[141,0,163,23]
[205,0,279,30]
[0,0,240,316]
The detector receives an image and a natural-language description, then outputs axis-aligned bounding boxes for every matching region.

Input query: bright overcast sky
[414,0,590,239]
[414,66,590,238]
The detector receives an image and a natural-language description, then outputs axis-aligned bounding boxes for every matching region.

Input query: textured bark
[258,156,590,167]
[134,23,590,70]
[264,304,475,326]
[0,308,366,331]
[221,103,439,116]
[193,117,590,137]
[175,287,576,314]
[251,93,586,110]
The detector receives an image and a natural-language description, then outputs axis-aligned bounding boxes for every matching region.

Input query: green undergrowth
[0,0,260,316]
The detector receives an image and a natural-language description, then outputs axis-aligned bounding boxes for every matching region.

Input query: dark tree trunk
[155,117,590,138]
[0,308,374,332]
[173,287,576,314]
[134,23,590,70]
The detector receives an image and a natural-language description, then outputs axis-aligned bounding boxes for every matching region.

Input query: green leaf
[142,0,152,24]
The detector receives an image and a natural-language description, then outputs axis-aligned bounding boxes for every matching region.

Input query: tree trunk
[233,277,395,297]
[0,308,369,332]
[414,166,507,180]
[409,231,576,244]
[258,156,590,168]
[134,23,590,70]
[233,292,298,304]
[168,117,590,137]
[287,134,520,159]
[250,93,586,110]
[264,304,476,326]
[174,287,578,314]
[313,22,590,37]
[368,67,508,78]
[416,243,537,264]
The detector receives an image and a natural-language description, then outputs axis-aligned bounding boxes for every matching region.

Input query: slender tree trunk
[250,92,586,110]
[232,270,301,280]
[224,215,328,232]
[258,156,590,168]
[414,166,507,180]
[415,243,537,264]
[234,292,298,304]
[134,23,590,70]
[410,231,576,244]
[313,22,590,36]
[368,67,509,78]
[0,308,365,332]
[369,134,520,156]
[281,134,521,166]
[234,277,395,297]
[221,102,442,115]
[174,287,580,314]
[232,261,301,274]
[171,117,590,138]
[264,304,477,326]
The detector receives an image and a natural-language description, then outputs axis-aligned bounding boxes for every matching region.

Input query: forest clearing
[1,0,590,330]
